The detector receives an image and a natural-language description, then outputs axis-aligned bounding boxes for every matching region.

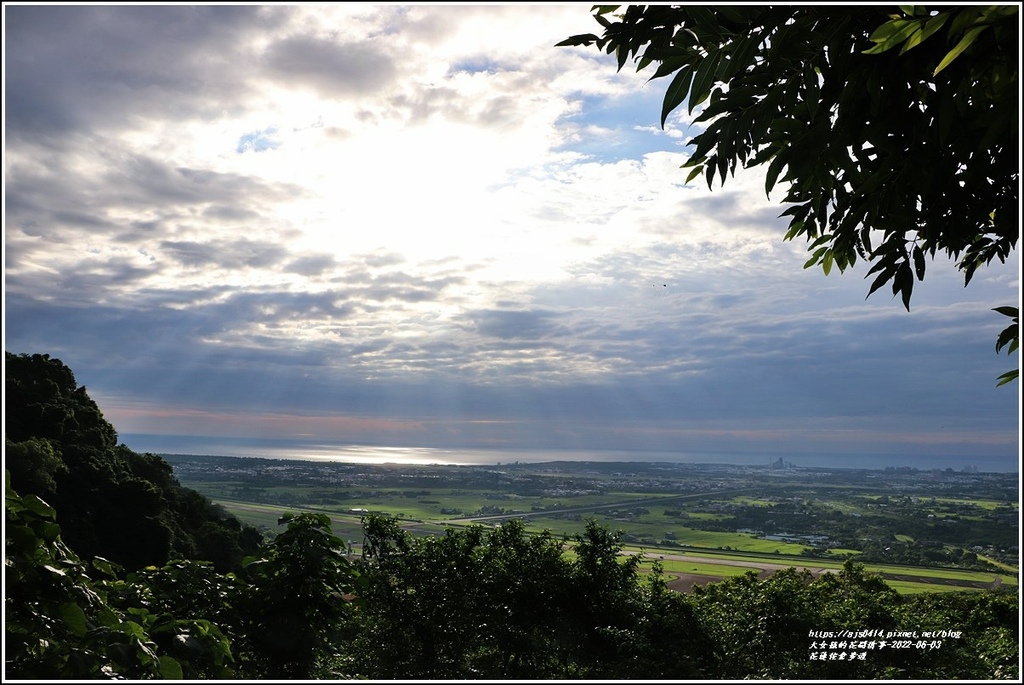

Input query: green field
[858,562,1016,584]
[213,493,1016,601]
[928,498,1017,511]
[883,581,984,595]
[173,455,1017,602]
[642,558,765,578]
[979,554,1020,574]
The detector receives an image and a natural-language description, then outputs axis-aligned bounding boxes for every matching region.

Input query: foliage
[896,590,1019,679]
[689,559,1019,679]
[471,519,587,678]
[4,471,227,680]
[233,512,355,679]
[101,559,244,679]
[7,463,1019,680]
[352,516,717,679]
[5,436,67,495]
[567,523,718,678]
[4,351,263,571]
[559,6,1018,381]
[993,305,1019,386]
[353,516,496,678]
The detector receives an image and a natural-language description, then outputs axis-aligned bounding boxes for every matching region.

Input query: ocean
[121,433,1020,473]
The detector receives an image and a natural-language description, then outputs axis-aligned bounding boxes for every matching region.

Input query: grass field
[857,562,1016,584]
[978,554,1020,574]
[644,558,765,578]
[207,490,1017,597]
[725,496,775,507]
[883,581,984,595]
[927,498,1017,511]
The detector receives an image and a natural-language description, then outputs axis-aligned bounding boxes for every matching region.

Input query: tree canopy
[559,5,1019,384]
[4,352,263,571]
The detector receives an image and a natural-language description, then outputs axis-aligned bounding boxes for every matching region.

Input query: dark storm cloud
[103,160,303,210]
[471,309,566,340]
[371,272,466,302]
[262,35,399,96]
[636,188,791,240]
[3,258,160,310]
[4,286,352,369]
[208,290,357,326]
[159,239,289,270]
[286,254,339,276]
[6,148,304,260]
[362,252,406,269]
[203,205,263,223]
[4,5,272,140]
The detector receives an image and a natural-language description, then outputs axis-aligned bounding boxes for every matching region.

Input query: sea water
[122,433,1019,473]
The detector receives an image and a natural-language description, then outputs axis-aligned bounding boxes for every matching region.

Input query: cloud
[286,254,338,276]
[159,239,289,270]
[262,35,399,96]
[471,308,564,340]
[4,5,1017,465]
[4,5,272,140]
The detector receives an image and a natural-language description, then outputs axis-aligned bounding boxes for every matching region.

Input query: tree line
[4,352,1018,679]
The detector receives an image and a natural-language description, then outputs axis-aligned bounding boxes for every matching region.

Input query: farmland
[164,454,1019,595]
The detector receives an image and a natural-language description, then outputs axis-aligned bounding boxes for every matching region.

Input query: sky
[3,4,1020,469]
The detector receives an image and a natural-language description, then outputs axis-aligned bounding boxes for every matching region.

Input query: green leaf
[900,12,950,53]
[60,602,88,637]
[803,246,828,269]
[648,54,690,81]
[21,494,57,519]
[38,521,62,543]
[42,563,68,577]
[661,64,694,127]
[933,24,987,75]
[684,165,704,184]
[994,316,1018,355]
[867,267,893,298]
[555,33,600,47]
[947,6,985,36]
[724,34,759,80]
[912,244,926,280]
[688,51,722,112]
[158,656,184,680]
[92,556,122,579]
[764,152,789,196]
[863,18,919,54]
[893,261,913,310]
[822,249,834,276]
[783,220,805,241]
[808,233,833,249]
[995,370,1017,386]
[804,65,820,119]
